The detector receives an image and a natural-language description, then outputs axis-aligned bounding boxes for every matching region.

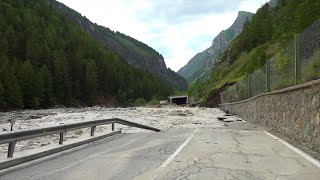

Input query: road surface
[1,127,320,179]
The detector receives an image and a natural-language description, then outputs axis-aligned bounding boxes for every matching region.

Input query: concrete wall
[220,80,320,153]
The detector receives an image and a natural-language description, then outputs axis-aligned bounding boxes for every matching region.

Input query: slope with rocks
[178,11,253,84]
[48,0,187,90]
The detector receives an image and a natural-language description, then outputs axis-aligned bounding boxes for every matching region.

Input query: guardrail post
[7,141,16,158]
[235,83,239,102]
[294,34,301,84]
[59,132,64,145]
[90,126,96,136]
[112,123,115,131]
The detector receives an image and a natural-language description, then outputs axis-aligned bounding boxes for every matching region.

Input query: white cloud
[57,0,269,71]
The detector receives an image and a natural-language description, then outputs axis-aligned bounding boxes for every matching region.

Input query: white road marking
[152,128,198,180]
[213,129,261,133]
[160,128,198,168]
[264,130,320,169]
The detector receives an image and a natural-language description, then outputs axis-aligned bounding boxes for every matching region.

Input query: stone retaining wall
[220,80,320,153]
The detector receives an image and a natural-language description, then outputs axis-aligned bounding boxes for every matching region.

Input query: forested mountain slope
[0,0,174,110]
[49,0,187,91]
[188,0,320,106]
[178,11,252,84]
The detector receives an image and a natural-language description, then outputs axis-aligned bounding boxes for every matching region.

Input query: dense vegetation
[189,0,320,105]
[0,0,174,110]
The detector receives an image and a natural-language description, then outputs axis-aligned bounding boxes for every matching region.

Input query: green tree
[134,98,147,107]
[53,50,72,105]
[25,38,40,67]
[39,65,53,108]
[0,81,5,109]
[0,67,23,109]
[85,60,98,105]
[33,71,43,109]
[5,26,19,59]
[148,99,159,106]
[18,61,37,108]
[0,32,8,57]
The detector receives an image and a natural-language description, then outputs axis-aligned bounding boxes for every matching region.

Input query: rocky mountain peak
[268,0,279,8]
[178,11,253,84]
[210,11,253,60]
[230,11,253,35]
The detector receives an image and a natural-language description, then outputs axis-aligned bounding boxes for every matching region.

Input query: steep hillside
[0,0,174,110]
[178,11,253,84]
[49,0,187,90]
[189,0,320,106]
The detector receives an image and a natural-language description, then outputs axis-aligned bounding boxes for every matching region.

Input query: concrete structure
[160,100,168,105]
[220,79,320,153]
[168,95,188,105]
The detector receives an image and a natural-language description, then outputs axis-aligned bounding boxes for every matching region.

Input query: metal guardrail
[0,118,160,158]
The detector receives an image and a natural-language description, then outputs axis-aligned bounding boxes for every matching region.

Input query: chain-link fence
[269,40,296,91]
[300,19,320,82]
[220,84,237,104]
[221,18,320,104]
[220,77,249,104]
[249,64,267,97]
[237,78,249,100]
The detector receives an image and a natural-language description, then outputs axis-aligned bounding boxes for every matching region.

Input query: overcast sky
[57,0,269,71]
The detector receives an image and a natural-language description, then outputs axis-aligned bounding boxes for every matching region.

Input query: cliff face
[178,11,253,84]
[48,0,187,90]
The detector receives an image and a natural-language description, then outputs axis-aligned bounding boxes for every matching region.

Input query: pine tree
[19,61,37,108]
[53,50,72,105]
[25,38,38,66]
[0,14,6,31]
[97,60,109,96]
[0,81,5,109]
[85,60,98,105]
[68,48,85,100]
[40,65,53,108]
[5,26,17,59]
[0,32,8,57]
[32,71,43,109]
[0,67,23,109]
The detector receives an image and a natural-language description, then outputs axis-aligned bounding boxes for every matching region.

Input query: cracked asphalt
[1,126,320,179]
[153,129,320,180]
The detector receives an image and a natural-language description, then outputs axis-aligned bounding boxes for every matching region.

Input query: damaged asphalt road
[153,129,320,180]
[1,121,320,179]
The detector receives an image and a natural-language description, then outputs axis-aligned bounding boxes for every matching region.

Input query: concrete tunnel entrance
[169,96,188,105]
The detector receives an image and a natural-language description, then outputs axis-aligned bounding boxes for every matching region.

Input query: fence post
[247,75,251,98]
[266,59,270,92]
[235,83,239,101]
[294,34,301,84]
[220,93,225,104]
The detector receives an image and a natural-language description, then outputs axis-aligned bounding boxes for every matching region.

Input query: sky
[57,0,269,71]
